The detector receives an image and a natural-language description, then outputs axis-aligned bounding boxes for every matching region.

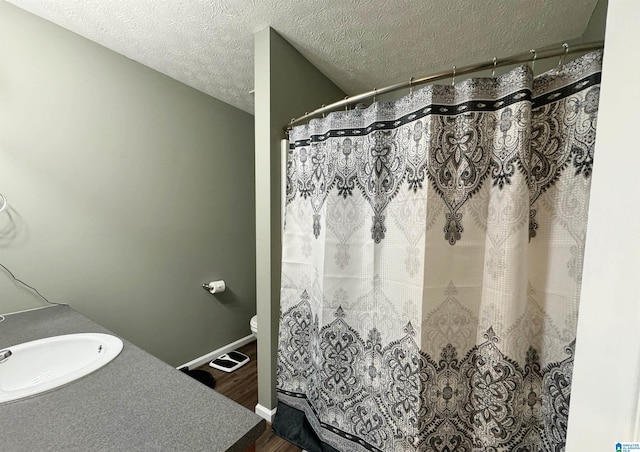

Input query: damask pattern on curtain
[273,51,602,452]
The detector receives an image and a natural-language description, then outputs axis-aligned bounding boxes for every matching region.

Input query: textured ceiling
[5,0,598,114]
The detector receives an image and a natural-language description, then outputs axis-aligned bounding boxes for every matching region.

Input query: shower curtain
[273,51,602,452]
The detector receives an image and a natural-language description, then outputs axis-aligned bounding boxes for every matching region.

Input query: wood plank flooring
[195,341,302,452]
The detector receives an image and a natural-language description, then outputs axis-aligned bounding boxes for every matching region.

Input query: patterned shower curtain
[273,51,602,452]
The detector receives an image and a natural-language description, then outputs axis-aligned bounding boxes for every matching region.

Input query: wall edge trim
[177,334,256,369]
[255,403,277,423]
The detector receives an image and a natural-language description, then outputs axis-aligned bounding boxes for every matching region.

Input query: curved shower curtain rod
[285,40,604,130]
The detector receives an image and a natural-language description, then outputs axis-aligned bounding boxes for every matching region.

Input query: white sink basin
[0,333,123,404]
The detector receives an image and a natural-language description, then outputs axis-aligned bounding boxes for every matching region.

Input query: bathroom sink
[0,333,123,403]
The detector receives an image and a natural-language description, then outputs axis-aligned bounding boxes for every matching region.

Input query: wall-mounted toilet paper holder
[202,280,226,294]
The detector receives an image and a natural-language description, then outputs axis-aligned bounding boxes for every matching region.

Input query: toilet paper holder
[202,280,226,294]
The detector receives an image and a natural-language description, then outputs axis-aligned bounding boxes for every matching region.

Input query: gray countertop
[0,305,265,451]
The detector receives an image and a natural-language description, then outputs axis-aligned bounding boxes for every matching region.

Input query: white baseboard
[177,334,256,370]
[255,403,277,423]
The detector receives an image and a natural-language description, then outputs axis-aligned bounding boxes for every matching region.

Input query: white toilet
[250,315,258,336]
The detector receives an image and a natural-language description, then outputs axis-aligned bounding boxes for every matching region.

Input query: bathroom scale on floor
[209,350,249,373]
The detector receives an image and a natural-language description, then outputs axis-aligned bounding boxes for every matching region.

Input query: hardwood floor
[195,341,302,452]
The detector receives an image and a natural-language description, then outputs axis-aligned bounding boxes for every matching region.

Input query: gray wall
[254,28,345,411]
[0,1,255,367]
[580,0,608,43]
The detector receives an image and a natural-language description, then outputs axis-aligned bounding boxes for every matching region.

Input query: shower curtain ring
[452,66,456,86]
[530,49,537,72]
[492,57,497,77]
[558,43,569,70]
[373,88,377,103]
[409,77,415,95]
[322,105,326,118]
